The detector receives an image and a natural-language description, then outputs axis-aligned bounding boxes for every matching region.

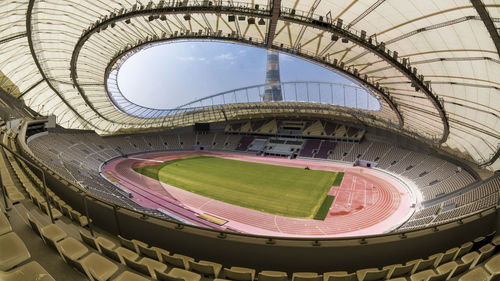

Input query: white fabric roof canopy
[0,0,498,170]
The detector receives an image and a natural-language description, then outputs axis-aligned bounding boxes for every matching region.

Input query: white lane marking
[129,157,163,163]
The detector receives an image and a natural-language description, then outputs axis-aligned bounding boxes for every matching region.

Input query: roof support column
[470,0,500,59]
[266,0,281,47]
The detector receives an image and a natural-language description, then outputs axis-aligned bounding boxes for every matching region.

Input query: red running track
[101,151,415,237]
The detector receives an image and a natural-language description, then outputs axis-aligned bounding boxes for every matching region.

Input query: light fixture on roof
[258,18,265,25]
[125,19,131,24]
[184,14,191,21]
[148,15,154,21]
[228,15,235,22]
[341,38,348,43]
[331,34,338,41]
[160,15,166,21]
[247,18,255,24]
[238,16,245,21]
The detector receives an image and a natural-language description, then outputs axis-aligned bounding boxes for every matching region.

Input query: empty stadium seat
[430,247,458,266]
[485,253,500,280]
[79,230,116,253]
[383,263,416,279]
[458,266,491,281]
[100,243,139,264]
[118,235,148,254]
[188,260,222,277]
[409,269,448,281]
[111,270,150,281]
[292,272,322,281]
[161,252,194,269]
[407,256,438,274]
[323,271,357,281]
[55,237,89,261]
[156,267,201,281]
[123,255,151,277]
[356,268,389,281]
[62,251,118,281]
[0,261,55,281]
[258,270,289,281]
[436,259,473,279]
[0,232,31,270]
[0,211,12,235]
[223,266,256,281]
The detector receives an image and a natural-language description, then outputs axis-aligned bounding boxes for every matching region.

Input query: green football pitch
[134,156,343,219]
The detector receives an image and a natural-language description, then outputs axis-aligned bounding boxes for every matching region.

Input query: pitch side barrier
[14,145,497,273]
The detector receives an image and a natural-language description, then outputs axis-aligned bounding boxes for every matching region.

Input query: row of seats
[0,211,55,280]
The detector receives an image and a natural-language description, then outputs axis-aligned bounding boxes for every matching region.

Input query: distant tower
[262,50,282,102]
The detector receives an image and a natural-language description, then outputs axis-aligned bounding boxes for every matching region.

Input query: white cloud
[215,53,235,61]
[177,56,209,62]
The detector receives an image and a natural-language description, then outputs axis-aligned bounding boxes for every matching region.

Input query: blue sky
[118,41,362,109]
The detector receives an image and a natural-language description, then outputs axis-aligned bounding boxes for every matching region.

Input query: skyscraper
[262,50,283,102]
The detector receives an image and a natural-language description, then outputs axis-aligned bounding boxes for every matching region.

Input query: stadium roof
[0,0,499,170]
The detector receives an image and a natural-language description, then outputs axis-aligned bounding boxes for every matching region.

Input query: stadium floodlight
[247,18,255,24]
[258,18,265,25]
[331,34,339,41]
[184,14,191,21]
[228,15,235,22]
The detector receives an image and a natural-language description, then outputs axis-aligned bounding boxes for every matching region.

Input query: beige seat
[386,278,407,281]
[485,253,500,280]
[188,260,222,277]
[118,235,148,254]
[161,252,194,269]
[0,232,31,270]
[124,255,167,279]
[478,244,496,265]
[258,270,289,281]
[80,231,116,253]
[356,268,389,281]
[123,255,151,277]
[407,256,438,274]
[410,269,448,281]
[461,244,494,268]
[56,237,89,261]
[383,263,415,279]
[0,211,12,235]
[458,267,491,281]
[292,272,322,281]
[455,242,474,259]
[111,270,150,281]
[0,261,55,281]
[40,224,68,250]
[223,266,257,281]
[430,247,458,266]
[70,209,91,227]
[63,251,118,281]
[137,243,162,260]
[156,267,202,281]
[39,202,63,220]
[436,259,473,279]
[323,271,357,281]
[100,243,139,264]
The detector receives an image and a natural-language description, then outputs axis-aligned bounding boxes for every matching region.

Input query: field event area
[133,155,342,219]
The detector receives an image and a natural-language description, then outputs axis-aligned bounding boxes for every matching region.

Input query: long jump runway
[101,151,415,237]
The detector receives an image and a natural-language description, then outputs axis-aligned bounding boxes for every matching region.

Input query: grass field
[134,156,342,219]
